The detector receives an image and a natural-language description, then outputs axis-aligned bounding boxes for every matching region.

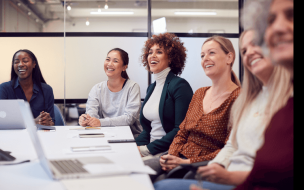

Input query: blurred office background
[0,0,243,125]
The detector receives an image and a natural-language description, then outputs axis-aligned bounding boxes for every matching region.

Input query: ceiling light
[104,3,108,9]
[90,11,134,15]
[67,5,71,11]
[86,20,90,26]
[28,12,31,15]
[174,12,217,16]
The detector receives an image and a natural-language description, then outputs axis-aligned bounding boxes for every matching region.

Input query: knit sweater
[209,87,269,171]
[86,79,142,137]
[235,97,294,190]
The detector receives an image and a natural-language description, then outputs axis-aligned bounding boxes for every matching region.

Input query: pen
[164,154,170,164]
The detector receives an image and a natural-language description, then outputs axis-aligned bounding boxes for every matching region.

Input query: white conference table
[0,126,154,190]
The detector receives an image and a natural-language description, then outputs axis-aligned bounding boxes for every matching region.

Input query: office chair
[54,104,65,126]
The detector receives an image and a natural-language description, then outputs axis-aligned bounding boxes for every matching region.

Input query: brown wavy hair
[141,33,187,76]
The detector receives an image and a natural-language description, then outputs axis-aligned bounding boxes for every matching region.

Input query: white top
[143,67,171,143]
[209,86,269,171]
[86,79,142,137]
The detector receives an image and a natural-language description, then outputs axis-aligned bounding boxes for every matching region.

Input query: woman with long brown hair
[78,48,142,138]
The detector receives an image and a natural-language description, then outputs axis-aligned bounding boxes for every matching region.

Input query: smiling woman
[78,48,142,138]
[136,33,193,166]
[0,49,55,126]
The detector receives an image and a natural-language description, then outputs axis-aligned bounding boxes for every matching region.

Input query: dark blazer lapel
[159,71,175,126]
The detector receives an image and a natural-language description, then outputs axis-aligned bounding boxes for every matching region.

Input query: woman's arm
[167,89,200,156]
[208,125,237,168]
[189,127,233,163]
[85,84,102,119]
[37,85,55,126]
[98,83,141,127]
[197,163,250,185]
[45,87,55,125]
[0,83,9,99]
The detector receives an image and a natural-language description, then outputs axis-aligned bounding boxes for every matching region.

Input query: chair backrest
[54,104,65,126]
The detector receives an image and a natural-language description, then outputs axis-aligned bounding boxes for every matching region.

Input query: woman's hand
[196,163,250,185]
[137,146,143,157]
[79,114,90,127]
[86,116,101,127]
[35,111,54,126]
[196,163,230,185]
[159,154,190,172]
[190,184,204,190]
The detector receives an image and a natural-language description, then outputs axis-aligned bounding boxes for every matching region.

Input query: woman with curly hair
[135,33,193,160]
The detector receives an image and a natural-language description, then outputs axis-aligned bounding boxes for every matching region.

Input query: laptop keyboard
[50,159,88,174]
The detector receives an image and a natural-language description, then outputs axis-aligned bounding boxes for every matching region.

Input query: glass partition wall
[1,0,241,125]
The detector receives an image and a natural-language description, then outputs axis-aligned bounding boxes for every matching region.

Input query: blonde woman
[154,30,292,190]
[236,0,294,189]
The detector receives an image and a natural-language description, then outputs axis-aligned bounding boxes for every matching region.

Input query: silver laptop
[18,101,129,180]
[0,100,26,130]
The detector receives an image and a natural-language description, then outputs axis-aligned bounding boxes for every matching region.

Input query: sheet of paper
[61,175,152,190]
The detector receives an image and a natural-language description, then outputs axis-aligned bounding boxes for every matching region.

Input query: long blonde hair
[203,36,241,86]
[230,30,293,148]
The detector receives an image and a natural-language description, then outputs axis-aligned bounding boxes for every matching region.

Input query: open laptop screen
[18,101,55,179]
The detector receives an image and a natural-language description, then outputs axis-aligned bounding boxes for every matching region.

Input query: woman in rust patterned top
[154,36,241,176]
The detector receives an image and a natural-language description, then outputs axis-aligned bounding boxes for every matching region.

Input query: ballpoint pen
[164,154,170,164]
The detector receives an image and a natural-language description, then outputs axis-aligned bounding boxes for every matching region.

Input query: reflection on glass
[151,0,239,33]
[61,0,148,32]
[1,0,147,33]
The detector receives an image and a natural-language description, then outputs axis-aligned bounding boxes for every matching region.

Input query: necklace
[209,90,230,109]
[253,87,268,117]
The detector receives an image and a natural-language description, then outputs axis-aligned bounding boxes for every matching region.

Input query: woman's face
[13,51,36,81]
[201,40,233,79]
[265,0,294,67]
[104,50,127,79]
[147,44,170,74]
[241,30,274,84]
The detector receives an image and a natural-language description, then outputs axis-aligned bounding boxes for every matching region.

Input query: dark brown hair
[107,48,129,80]
[141,33,187,76]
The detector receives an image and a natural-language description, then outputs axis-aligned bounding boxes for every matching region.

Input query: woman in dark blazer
[136,33,193,160]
